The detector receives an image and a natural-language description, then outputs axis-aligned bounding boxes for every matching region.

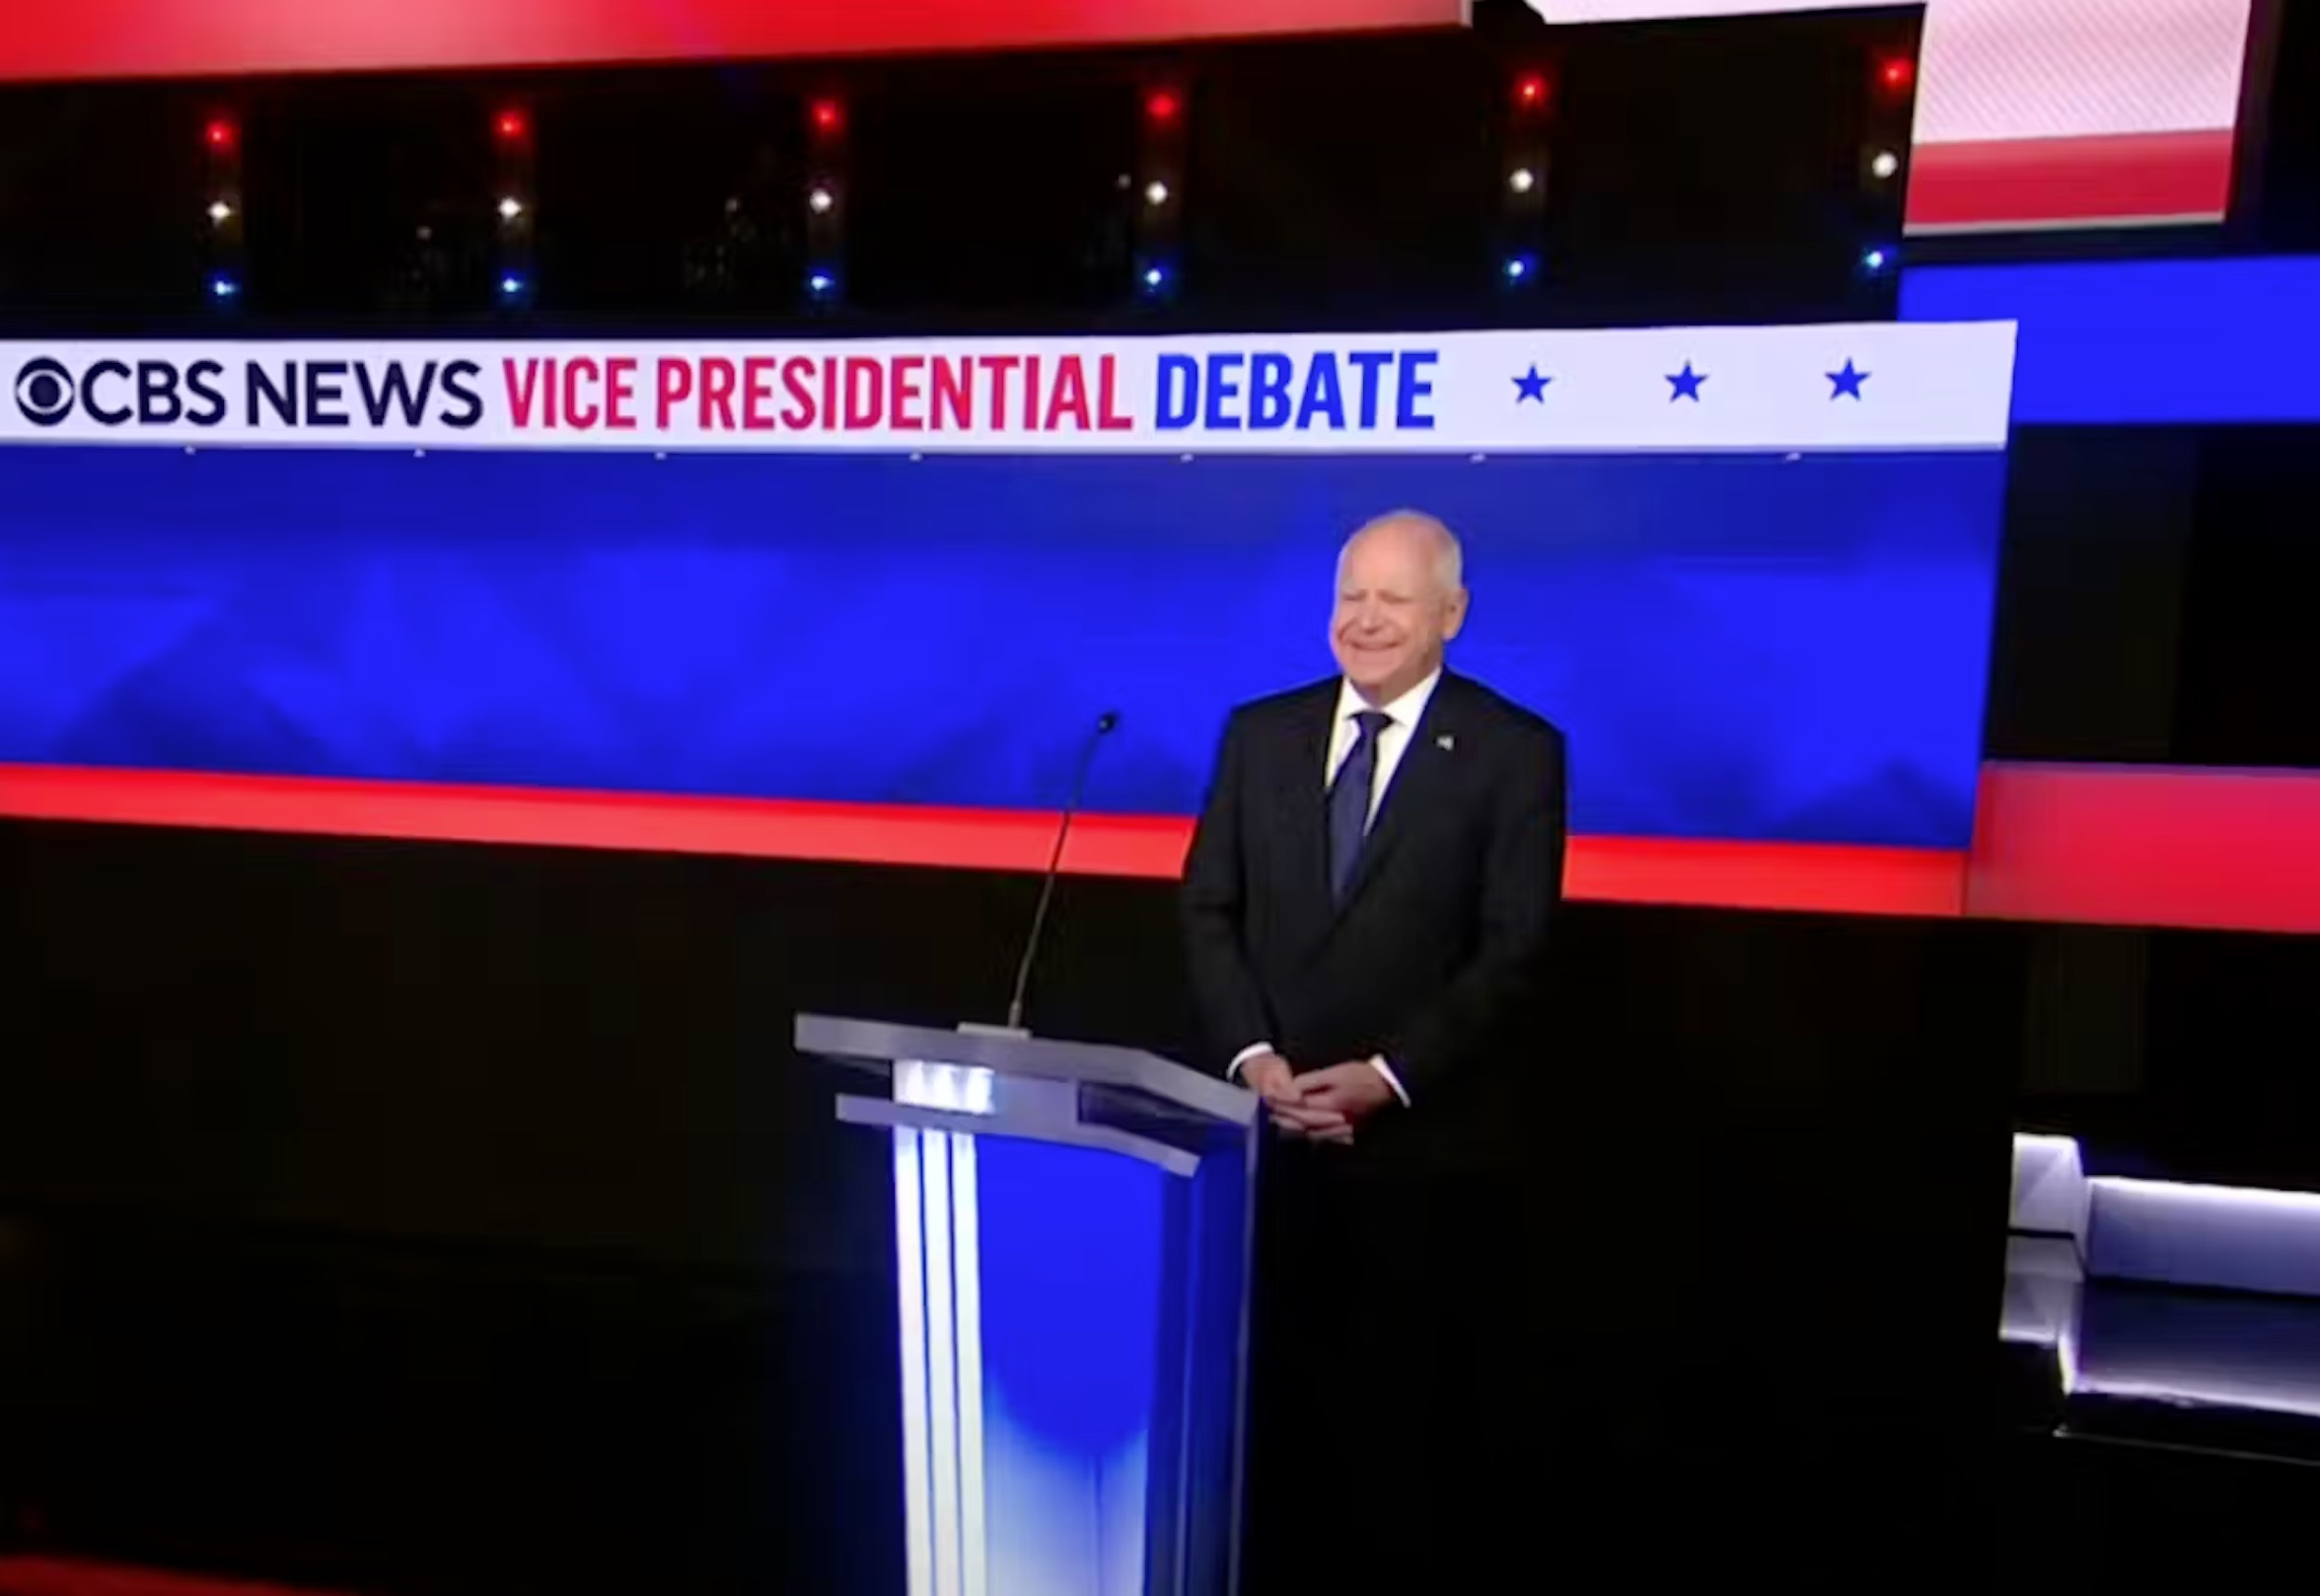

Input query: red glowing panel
[494,109,529,140]
[203,117,236,150]
[1879,55,1916,92]
[1144,89,1182,123]
[0,1,1466,80]
[810,99,844,133]
[1969,763,2320,935]
[0,1556,342,1596]
[1514,73,1550,109]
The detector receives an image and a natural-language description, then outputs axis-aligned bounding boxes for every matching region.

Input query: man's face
[1330,523,1466,700]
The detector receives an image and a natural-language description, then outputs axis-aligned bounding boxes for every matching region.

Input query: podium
[796,1015,1262,1596]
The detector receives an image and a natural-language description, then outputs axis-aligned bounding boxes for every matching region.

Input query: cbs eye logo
[14,358,76,427]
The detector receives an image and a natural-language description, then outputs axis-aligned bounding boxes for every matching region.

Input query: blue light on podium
[891,1124,1170,1596]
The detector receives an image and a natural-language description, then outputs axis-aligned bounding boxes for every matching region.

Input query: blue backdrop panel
[0,444,2005,847]
[1901,255,2320,425]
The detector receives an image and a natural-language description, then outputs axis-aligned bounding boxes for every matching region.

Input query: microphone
[996,710,1120,1036]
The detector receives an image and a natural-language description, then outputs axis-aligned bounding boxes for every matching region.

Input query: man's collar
[1335,667,1444,729]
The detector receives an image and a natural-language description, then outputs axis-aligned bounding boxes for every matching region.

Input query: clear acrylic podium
[795,1014,1262,1596]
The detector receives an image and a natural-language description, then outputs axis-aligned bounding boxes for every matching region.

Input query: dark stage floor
[6,1202,2314,1595]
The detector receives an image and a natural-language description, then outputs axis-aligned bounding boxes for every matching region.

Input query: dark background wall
[1996,426,2320,1174]
[0,3,2312,1589]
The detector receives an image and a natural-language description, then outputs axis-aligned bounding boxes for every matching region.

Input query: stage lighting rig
[1856,37,1916,298]
[1131,81,1187,307]
[1498,68,1555,295]
[493,102,537,313]
[803,94,848,312]
[199,109,245,312]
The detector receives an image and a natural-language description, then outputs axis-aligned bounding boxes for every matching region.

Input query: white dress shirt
[1229,670,1441,1108]
[1324,670,1441,830]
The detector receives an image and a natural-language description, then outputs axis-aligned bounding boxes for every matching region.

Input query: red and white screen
[1529,0,2256,233]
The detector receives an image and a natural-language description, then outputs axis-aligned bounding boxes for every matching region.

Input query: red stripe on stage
[0,763,1190,876]
[1564,835,1964,918]
[0,1559,338,1596]
[15,762,2320,930]
[1905,129,2237,232]
[1969,763,2320,935]
[0,763,1961,916]
[0,0,1461,81]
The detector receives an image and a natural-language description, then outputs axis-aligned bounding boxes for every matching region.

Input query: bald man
[1182,510,1566,1591]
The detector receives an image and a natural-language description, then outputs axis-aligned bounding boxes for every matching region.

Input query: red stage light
[495,109,529,141]
[203,117,236,151]
[811,99,844,134]
[1878,56,1916,93]
[1144,89,1181,123]
[1514,74,1549,110]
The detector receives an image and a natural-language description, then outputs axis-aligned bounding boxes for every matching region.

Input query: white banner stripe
[0,326,2018,455]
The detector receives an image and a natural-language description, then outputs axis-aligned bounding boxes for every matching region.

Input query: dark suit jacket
[1180,671,1566,1175]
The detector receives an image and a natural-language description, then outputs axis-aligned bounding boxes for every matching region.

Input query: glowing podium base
[797,1015,1261,1596]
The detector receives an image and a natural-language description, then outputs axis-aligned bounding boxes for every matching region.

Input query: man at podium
[1181,509,1567,1589]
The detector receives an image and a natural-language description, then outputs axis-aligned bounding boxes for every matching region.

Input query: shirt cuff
[1367,1055,1412,1107]
[1228,1043,1275,1082]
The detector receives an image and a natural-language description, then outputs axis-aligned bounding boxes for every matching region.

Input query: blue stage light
[1862,247,1892,273]
[1503,254,1537,283]
[208,275,239,300]
[499,274,526,297]
[807,269,835,297]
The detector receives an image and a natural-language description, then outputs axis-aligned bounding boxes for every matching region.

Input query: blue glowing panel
[1901,256,2320,424]
[0,445,2005,847]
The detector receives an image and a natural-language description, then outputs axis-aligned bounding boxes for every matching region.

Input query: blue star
[1666,362,1706,401]
[1827,359,1870,399]
[1512,364,1552,403]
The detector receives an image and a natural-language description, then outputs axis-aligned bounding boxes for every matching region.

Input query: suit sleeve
[1180,712,1276,1076]
[1388,723,1565,1100]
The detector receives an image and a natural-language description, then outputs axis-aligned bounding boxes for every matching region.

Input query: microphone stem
[1006,727,1107,1033]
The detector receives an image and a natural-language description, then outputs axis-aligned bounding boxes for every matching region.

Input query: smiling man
[1182,509,1567,1590]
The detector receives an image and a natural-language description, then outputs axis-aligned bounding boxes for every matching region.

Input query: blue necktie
[1328,710,1393,905]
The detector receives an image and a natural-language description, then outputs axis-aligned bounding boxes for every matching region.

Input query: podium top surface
[794,1013,1258,1129]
